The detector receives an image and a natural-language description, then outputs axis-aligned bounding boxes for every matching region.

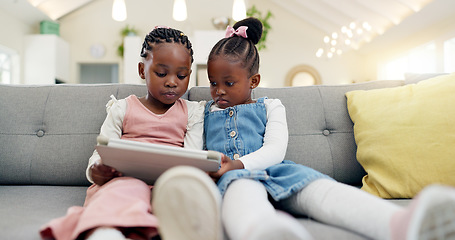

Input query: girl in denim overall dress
[153,18,455,240]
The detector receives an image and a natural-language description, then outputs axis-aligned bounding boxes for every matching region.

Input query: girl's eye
[177,75,187,80]
[155,72,166,78]
[210,82,217,87]
[225,82,234,86]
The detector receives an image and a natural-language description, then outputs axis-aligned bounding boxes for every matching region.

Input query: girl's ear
[249,73,261,89]
[138,62,145,79]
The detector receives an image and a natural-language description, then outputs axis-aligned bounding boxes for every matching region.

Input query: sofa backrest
[187,80,404,185]
[0,80,403,186]
[0,84,146,186]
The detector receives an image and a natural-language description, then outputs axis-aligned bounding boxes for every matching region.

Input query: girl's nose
[165,77,177,87]
[216,87,225,95]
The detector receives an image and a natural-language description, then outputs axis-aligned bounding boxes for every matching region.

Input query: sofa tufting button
[36,130,45,137]
[322,130,330,136]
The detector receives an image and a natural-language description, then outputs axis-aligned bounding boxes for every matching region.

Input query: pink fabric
[122,95,188,147]
[225,26,248,39]
[40,177,158,240]
[40,96,190,239]
[390,194,421,240]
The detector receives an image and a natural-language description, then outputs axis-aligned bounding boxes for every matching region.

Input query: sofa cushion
[346,74,455,198]
[0,186,87,240]
[188,80,404,185]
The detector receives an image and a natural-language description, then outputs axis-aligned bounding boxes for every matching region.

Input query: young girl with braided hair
[153,17,455,240]
[39,26,206,240]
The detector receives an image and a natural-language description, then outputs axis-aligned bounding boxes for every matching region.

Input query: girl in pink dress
[40,26,205,240]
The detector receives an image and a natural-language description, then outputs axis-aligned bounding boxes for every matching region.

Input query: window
[408,42,436,73]
[381,42,436,80]
[0,45,19,84]
[0,52,11,84]
[444,37,455,73]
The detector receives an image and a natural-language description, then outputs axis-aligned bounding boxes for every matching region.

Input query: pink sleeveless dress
[40,95,188,240]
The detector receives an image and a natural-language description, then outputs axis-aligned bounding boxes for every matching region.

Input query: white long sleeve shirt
[86,96,205,183]
[87,97,288,183]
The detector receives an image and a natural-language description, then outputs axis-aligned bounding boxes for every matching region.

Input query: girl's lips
[163,92,178,98]
[216,98,229,107]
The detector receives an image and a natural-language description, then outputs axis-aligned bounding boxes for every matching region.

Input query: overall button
[229,131,236,138]
[233,154,240,160]
[322,130,330,136]
[229,110,234,117]
[36,130,45,137]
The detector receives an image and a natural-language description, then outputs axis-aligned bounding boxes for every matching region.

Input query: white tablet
[96,137,221,185]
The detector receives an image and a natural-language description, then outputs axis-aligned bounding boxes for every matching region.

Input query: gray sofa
[0,81,410,239]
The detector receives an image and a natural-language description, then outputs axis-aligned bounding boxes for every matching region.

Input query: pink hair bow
[225,26,248,38]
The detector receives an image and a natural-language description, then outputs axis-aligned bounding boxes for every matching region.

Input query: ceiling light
[316,20,374,59]
[349,22,356,29]
[173,0,187,21]
[316,48,324,58]
[112,0,127,22]
[341,26,348,33]
[232,0,246,21]
[323,36,330,43]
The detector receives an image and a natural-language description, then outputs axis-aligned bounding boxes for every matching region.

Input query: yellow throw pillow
[346,74,455,198]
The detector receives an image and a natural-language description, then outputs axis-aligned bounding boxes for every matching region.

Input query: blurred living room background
[0,0,454,87]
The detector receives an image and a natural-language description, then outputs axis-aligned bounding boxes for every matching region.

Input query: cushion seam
[317,87,335,178]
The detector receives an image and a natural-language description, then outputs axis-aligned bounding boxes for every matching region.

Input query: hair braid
[140,27,194,63]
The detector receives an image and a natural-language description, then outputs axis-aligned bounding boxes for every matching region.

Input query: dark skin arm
[209,154,244,181]
[90,161,123,186]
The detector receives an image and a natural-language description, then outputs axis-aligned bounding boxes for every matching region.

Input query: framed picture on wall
[285,65,322,86]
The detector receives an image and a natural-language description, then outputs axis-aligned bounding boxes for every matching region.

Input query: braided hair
[140,27,194,63]
[208,17,263,77]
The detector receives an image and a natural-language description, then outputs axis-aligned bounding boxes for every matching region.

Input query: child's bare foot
[390,185,455,240]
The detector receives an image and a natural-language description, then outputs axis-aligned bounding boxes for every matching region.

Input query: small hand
[90,161,123,186]
[209,154,244,181]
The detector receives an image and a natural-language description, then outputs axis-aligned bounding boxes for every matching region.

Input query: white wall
[59,0,236,84]
[362,1,455,80]
[255,0,366,86]
[2,0,454,86]
[57,0,367,86]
